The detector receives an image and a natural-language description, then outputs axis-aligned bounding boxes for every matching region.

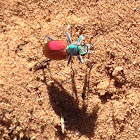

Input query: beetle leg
[66,31,72,44]
[67,55,72,66]
[77,55,84,63]
[44,36,54,41]
[77,35,84,45]
[44,59,51,64]
[42,59,51,68]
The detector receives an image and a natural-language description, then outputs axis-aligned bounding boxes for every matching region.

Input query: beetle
[43,31,91,65]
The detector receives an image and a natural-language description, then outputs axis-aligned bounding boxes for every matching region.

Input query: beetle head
[77,43,92,56]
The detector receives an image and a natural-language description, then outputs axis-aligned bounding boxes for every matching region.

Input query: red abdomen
[43,40,68,60]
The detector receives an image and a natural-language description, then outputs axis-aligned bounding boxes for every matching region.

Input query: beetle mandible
[43,30,91,65]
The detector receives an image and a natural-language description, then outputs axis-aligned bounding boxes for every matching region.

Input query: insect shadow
[70,53,94,101]
[45,76,98,138]
[82,63,93,100]
[70,66,78,101]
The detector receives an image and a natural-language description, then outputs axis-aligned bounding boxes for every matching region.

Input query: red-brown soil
[0,0,140,139]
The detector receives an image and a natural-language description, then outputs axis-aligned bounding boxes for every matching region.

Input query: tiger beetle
[43,30,91,66]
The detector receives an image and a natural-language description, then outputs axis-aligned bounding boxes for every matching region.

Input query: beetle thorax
[66,44,88,56]
[66,44,78,56]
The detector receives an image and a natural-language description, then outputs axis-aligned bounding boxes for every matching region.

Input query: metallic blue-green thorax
[66,44,87,56]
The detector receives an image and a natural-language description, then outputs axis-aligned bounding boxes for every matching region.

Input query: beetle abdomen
[43,40,68,60]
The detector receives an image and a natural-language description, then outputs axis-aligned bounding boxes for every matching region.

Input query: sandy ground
[0,0,140,140]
